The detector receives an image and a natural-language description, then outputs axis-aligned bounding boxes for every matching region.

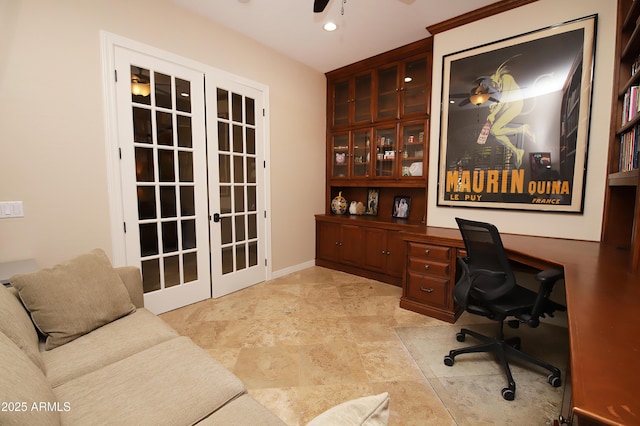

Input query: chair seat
[479,284,538,316]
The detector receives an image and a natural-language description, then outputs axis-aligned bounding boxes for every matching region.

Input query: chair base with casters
[445,218,566,401]
[444,318,562,401]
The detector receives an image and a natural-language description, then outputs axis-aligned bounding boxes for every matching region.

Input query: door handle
[212,213,220,222]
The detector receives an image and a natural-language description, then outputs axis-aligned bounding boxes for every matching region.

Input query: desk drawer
[406,272,448,308]
[407,242,450,260]
[408,258,450,276]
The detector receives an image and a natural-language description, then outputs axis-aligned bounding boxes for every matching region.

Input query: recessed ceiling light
[323,22,338,31]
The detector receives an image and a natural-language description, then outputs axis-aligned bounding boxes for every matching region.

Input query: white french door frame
[100,31,272,284]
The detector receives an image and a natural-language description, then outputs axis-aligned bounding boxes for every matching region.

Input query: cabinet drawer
[407,242,450,260]
[408,258,450,276]
[406,272,448,308]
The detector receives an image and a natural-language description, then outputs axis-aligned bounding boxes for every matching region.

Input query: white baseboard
[271,260,316,279]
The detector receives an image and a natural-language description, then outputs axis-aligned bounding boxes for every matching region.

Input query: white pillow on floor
[307,392,390,426]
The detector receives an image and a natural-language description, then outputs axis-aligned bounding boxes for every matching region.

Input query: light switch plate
[0,201,24,218]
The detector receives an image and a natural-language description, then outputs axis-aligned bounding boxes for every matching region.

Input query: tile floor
[160,266,569,426]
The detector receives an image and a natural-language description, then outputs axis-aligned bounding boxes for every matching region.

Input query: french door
[207,81,267,298]
[115,47,211,314]
[108,37,269,312]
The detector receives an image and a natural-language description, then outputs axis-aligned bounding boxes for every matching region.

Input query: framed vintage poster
[437,15,596,212]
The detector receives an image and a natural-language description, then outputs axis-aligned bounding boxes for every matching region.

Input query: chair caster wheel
[548,374,561,387]
[456,332,465,342]
[444,355,454,367]
[501,387,515,401]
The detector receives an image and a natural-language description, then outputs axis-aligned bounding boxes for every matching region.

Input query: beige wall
[428,0,616,241]
[0,0,620,272]
[0,0,326,271]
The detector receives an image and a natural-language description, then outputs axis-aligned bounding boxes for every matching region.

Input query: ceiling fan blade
[314,0,330,13]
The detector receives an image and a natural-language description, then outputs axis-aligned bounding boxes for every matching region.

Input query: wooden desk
[404,226,639,426]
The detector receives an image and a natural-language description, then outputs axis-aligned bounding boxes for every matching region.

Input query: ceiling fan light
[323,22,337,31]
[469,92,490,106]
[131,78,151,97]
[131,82,151,97]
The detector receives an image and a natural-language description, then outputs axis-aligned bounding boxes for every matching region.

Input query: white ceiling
[172,0,500,73]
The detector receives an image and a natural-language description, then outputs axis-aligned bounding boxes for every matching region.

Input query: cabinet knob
[420,286,434,293]
[424,265,430,270]
[382,250,386,254]
[386,251,391,255]
[425,249,431,255]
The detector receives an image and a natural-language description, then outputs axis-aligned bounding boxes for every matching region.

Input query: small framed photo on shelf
[392,196,411,219]
[366,188,379,216]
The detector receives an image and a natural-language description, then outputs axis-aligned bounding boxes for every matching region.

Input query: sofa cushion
[0,285,45,372]
[196,394,286,425]
[11,249,136,350]
[0,331,61,426]
[306,392,390,426]
[54,336,246,426]
[42,308,179,387]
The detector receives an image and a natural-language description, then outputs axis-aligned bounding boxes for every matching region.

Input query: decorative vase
[331,191,347,215]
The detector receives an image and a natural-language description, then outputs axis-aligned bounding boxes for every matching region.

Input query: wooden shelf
[602,0,640,275]
[608,169,639,186]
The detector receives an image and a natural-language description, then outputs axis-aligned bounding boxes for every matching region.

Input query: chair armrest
[524,268,566,327]
[535,268,564,284]
[115,266,144,308]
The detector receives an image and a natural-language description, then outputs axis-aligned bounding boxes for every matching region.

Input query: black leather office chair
[444,218,566,400]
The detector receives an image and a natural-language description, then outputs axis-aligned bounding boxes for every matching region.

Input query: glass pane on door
[352,130,371,177]
[354,73,372,123]
[403,57,427,115]
[333,80,349,127]
[332,133,349,178]
[130,65,199,293]
[216,88,259,275]
[377,66,398,120]
[400,123,426,177]
[374,127,396,177]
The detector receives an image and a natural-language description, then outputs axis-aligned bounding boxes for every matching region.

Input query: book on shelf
[619,125,640,172]
[622,85,640,126]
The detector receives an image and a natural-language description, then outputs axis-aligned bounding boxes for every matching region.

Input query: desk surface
[409,226,639,426]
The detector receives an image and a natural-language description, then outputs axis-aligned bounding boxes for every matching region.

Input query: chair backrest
[455,217,516,301]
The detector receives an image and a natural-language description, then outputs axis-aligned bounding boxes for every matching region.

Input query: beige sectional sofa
[0,249,390,426]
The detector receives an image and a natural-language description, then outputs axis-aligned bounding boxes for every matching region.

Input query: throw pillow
[306,392,390,426]
[11,249,136,350]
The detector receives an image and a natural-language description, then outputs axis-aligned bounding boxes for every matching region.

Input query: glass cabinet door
[352,130,371,178]
[332,79,350,127]
[376,65,398,121]
[400,122,426,178]
[353,73,372,125]
[331,133,349,178]
[374,126,397,178]
[402,57,428,117]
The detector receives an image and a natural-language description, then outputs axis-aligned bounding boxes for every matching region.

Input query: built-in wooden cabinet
[316,215,412,285]
[330,71,374,128]
[318,39,433,283]
[316,220,368,268]
[375,54,429,121]
[362,227,405,277]
[400,239,462,323]
[602,0,640,274]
